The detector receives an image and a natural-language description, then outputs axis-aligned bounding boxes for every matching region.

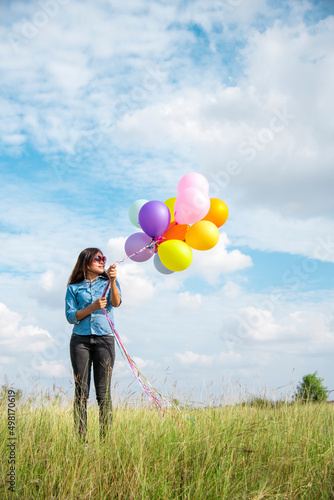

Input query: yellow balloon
[202,198,228,228]
[164,197,176,222]
[185,220,219,251]
[158,240,193,272]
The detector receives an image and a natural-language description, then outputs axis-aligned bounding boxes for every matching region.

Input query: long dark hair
[67,248,109,286]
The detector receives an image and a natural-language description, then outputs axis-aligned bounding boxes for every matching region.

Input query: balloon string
[153,221,189,248]
[102,307,189,421]
[100,234,193,421]
[160,220,178,238]
[102,224,188,298]
[102,240,156,297]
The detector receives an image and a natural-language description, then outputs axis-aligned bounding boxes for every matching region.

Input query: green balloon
[128,199,149,228]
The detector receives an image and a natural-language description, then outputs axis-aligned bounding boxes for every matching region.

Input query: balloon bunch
[125,172,229,273]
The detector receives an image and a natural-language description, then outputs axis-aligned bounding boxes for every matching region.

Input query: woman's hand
[92,297,107,311]
[107,264,117,281]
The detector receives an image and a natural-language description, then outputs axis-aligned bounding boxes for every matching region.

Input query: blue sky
[0,0,334,403]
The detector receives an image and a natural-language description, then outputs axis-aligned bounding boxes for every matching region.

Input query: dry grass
[1,391,334,499]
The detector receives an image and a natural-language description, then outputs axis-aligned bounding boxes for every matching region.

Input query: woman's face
[87,251,106,275]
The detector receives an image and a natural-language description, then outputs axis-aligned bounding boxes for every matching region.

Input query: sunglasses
[94,255,107,264]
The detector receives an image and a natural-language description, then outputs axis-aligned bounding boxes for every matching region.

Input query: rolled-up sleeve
[65,286,80,324]
[116,279,122,306]
[107,279,122,307]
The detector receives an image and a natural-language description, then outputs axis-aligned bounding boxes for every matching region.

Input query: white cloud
[0,356,12,365]
[178,292,202,309]
[113,361,128,380]
[35,360,69,378]
[116,262,156,307]
[108,14,334,259]
[239,307,283,341]
[132,356,159,370]
[107,237,128,262]
[113,358,157,379]
[175,350,242,368]
[0,303,53,353]
[190,233,253,283]
[228,208,334,263]
[1,0,334,398]
[40,270,56,291]
[220,280,243,299]
[286,310,334,345]
[221,303,334,356]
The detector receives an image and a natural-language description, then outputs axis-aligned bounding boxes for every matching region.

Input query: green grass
[1,395,334,499]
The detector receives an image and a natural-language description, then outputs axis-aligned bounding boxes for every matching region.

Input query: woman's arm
[66,286,80,324]
[75,297,107,322]
[107,265,121,307]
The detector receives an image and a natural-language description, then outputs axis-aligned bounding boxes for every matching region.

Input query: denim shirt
[65,277,122,336]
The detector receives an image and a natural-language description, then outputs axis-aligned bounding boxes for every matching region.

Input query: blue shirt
[65,277,122,336]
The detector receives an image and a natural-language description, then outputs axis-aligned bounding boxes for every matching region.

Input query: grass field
[1,391,334,499]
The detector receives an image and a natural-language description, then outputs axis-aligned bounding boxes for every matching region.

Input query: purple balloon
[124,232,155,262]
[138,200,171,238]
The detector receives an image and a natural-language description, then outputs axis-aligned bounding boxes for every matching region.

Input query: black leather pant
[70,333,115,439]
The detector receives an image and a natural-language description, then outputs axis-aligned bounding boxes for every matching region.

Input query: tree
[294,372,328,402]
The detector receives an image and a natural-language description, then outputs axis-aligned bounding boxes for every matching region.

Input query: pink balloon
[177,172,209,195]
[174,187,210,225]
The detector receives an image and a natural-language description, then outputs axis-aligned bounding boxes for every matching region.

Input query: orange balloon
[202,198,228,228]
[163,222,189,241]
[185,220,219,251]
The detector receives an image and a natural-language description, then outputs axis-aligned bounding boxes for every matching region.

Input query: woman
[65,248,121,440]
